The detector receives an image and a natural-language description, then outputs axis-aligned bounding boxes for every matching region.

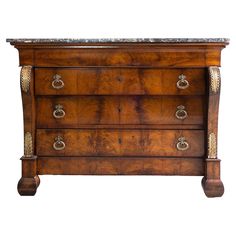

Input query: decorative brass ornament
[209,66,221,94]
[208,133,217,159]
[52,74,64,89]
[175,105,188,120]
[177,74,189,90]
[176,137,189,151]
[53,104,66,119]
[24,132,33,157]
[53,136,66,151]
[20,66,32,93]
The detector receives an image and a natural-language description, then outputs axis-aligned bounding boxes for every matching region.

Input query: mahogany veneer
[7,38,228,197]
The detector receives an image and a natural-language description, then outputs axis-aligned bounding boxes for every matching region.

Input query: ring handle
[53,104,65,119]
[175,105,188,120]
[52,74,64,89]
[53,136,65,151]
[176,137,189,151]
[177,74,189,90]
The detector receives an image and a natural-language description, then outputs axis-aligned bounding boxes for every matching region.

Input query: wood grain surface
[36,129,205,157]
[35,68,206,95]
[37,95,205,127]
[38,156,205,175]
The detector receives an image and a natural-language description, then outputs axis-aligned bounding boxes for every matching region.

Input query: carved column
[17,66,40,195]
[202,66,224,197]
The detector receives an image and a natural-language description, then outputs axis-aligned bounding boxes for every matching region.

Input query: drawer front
[34,48,217,67]
[35,68,205,95]
[37,96,205,127]
[36,129,205,157]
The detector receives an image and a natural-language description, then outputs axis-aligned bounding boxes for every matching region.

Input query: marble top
[6,38,230,44]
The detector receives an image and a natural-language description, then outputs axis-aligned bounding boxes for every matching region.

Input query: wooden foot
[202,159,224,198]
[34,175,40,187]
[17,176,40,196]
[201,177,224,197]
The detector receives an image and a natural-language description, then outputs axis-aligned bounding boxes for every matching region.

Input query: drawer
[33,48,215,67]
[36,96,205,127]
[35,68,206,95]
[36,129,205,157]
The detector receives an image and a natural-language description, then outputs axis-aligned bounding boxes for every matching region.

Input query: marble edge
[6,38,230,44]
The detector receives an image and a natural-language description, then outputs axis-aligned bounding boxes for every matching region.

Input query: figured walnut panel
[36,129,205,157]
[35,68,206,95]
[37,156,204,175]
[36,96,205,127]
[32,48,220,67]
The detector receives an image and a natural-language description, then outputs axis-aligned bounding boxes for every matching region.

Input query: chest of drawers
[7,38,229,197]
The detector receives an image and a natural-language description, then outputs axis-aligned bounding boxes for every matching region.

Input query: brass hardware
[209,66,220,94]
[20,66,32,93]
[53,104,65,119]
[208,133,217,158]
[24,132,33,157]
[176,137,189,151]
[175,105,188,120]
[177,74,189,89]
[53,136,65,151]
[52,74,64,89]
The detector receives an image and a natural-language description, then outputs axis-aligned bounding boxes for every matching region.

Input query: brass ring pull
[53,136,65,151]
[175,105,188,120]
[177,74,189,89]
[52,74,64,89]
[176,137,189,151]
[53,104,65,119]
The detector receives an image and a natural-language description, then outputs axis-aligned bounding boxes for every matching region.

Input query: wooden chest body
[7,38,228,197]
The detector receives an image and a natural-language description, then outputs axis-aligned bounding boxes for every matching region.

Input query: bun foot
[201,177,224,198]
[17,176,40,196]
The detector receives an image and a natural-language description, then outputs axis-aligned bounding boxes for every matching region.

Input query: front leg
[202,159,224,197]
[202,66,224,197]
[18,155,40,196]
[18,176,40,196]
[18,66,40,196]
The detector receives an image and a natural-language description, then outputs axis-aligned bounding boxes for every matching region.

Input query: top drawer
[35,68,206,95]
[33,48,220,67]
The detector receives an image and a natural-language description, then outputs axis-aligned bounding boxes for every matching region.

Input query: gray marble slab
[6,38,230,44]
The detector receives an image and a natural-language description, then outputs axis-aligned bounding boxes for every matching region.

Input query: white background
[0,0,235,235]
